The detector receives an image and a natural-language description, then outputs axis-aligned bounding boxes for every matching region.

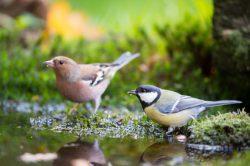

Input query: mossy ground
[29,104,250,147]
[31,108,167,139]
[188,110,250,146]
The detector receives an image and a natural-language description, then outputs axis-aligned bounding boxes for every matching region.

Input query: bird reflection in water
[53,139,106,166]
[140,141,190,166]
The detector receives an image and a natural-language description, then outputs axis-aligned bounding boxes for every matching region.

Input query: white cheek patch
[138,92,158,103]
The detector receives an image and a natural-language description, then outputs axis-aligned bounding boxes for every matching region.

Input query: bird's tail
[112,52,140,71]
[204,100,242,108]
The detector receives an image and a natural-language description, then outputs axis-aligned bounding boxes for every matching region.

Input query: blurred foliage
[68,0,213,33]
[212,0,250,109]
[0,20,217,107]
[188,110,250,146]
[47,1,103,40]
[0,0,243,111]
[213,30,250,108]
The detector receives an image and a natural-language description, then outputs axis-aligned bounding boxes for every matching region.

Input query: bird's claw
[166,127,175,137]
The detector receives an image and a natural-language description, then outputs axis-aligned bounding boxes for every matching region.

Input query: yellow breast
[144,106,195,127]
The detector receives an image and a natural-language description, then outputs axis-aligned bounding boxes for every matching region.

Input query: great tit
[44,52,139,113]
[140,142,186,165]
[128,85,242,135]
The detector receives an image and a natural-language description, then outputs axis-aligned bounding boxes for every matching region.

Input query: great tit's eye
[139,88,147,93]
[59,61,64,65]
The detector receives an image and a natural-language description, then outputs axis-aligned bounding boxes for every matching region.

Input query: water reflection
[53,139,106,166]
[140,141,189,166]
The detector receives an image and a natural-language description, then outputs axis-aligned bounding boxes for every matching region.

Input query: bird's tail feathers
[204,100,242,108]
[112,52,140,71]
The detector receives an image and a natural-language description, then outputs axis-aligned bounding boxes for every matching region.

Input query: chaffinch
[44,52,140,113]
[128,85,242,135]
[54,140,106,165]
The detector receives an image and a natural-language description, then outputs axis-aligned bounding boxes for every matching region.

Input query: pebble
[176,135,187,142]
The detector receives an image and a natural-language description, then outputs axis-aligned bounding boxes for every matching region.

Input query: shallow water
[0,102,249,166]
[0,102,188,165]
[0,126,188,166]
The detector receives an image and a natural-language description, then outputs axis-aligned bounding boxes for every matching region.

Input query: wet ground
[1,131,190,166]
[0,101,249,166]
[0,113,188,165]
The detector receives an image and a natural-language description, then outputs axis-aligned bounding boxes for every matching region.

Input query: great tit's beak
[43,59,55,68]
[128,89,137,95]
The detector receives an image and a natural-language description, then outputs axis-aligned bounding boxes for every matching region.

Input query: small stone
[176,135,187,142]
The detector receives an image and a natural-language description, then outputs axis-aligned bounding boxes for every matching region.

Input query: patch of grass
[188,110,250,146]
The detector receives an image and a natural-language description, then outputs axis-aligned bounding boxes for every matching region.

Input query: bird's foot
[68,103,79,115]
[85,103,93,112]
[93,97,101,114]
[166,127,175,137]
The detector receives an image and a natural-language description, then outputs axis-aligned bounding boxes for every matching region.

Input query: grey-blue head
[128,85,161,109]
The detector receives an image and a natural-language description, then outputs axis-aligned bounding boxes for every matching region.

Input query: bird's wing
[155,90,206,114]
[169,95,206,113]
[155,90,181,114]
[79,64,117,86]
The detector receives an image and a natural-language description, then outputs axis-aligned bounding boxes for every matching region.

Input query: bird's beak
[43,59,55,68]
[128,89,137,95]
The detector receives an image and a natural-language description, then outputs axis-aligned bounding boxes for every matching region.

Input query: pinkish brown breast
[56,79,110,103]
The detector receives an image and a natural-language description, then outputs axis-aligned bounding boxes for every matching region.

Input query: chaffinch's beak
[128,89,137,95]
[44,59,55,68]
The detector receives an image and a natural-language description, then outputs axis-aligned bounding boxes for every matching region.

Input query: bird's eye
[140,88,146,92]
[59,61,64,65]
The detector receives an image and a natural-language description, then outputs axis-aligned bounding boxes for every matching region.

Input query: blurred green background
[0,0,247,110]
[68,0,212,32]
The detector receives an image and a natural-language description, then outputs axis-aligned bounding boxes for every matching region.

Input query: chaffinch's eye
[59,61,64,65]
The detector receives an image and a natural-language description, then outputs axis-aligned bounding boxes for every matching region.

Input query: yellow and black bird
[128,85,242,135]
[140,142,187,165]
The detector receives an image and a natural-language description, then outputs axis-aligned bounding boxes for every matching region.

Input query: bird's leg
[166,127,175,136]
[68,103,79,114]
[85,102,93,112]
[94,97,101,113]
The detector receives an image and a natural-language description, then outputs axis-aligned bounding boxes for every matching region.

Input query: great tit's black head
[128,85,161,109]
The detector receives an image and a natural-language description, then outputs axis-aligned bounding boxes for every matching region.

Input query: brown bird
[53,140,106,166]
[44,52,140,113]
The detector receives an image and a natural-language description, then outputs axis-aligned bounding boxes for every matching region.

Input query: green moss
[31,110,166,139]
[188,110,250,146]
